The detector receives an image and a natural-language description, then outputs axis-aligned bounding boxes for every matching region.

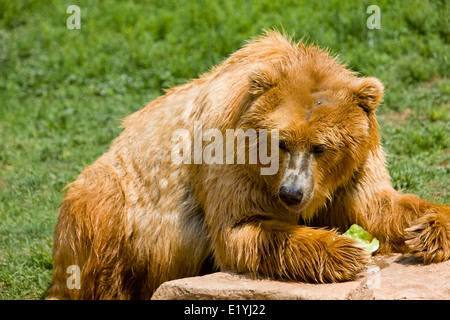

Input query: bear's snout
[279,149,315,213]
[279,184,304,206]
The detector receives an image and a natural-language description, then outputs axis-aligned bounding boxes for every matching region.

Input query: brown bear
[48,31,450,299]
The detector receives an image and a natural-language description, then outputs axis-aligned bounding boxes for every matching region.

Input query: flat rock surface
[371,255,450,299]
[152,254,450,300]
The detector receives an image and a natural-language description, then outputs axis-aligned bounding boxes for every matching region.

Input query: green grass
[0,0,448,299]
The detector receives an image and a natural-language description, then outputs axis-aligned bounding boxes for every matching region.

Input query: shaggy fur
[48,31,450,299]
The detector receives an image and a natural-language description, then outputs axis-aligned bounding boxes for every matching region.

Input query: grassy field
[0,0,449,299]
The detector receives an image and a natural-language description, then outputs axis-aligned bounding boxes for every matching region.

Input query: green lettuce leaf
[343,224,379,253]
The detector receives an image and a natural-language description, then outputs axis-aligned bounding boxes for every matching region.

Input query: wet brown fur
[48,31,450,299]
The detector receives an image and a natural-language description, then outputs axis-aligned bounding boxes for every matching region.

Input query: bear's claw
[405,208,450,264]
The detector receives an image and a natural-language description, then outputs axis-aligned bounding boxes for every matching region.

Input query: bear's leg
[48,162,138,299]
[366,189,450,263]
[211,216,369,283]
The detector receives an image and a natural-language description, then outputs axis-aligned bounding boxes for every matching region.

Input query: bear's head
[236,33,384,219]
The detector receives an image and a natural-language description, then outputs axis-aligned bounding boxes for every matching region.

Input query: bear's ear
[353,77,384,113]
[248,63,279,96]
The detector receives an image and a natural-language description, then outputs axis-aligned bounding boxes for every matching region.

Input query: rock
[151,254,450,300]
[370,255,450,300]
[152,271,363,300]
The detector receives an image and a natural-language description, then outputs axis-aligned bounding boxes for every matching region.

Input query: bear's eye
[316,98,327,106]
[312,144,326,154]
[279,141,288,151]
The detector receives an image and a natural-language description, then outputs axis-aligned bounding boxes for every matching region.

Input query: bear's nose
[279,185,303,206]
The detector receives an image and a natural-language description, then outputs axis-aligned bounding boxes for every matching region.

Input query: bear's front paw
[321,236,370,283]
[405,207,450,264]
